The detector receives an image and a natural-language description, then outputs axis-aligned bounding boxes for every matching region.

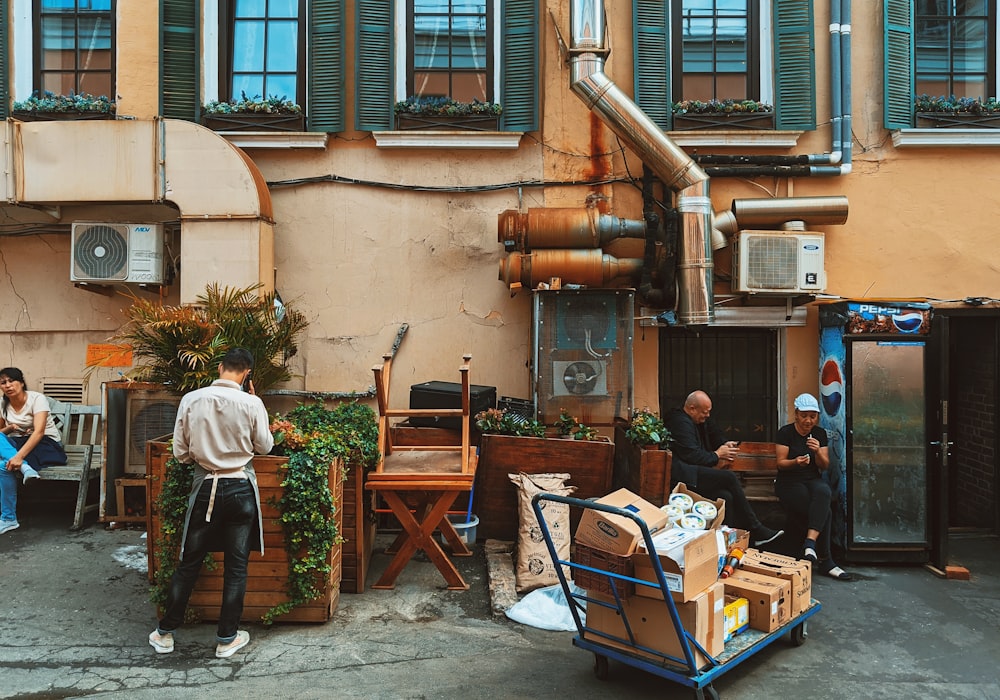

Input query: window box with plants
[914,94,1000,129]
[12,92,116,121]
[612,409,673,507]
[472,408,615,541]
[671,99,775,131]
[394,96,502,131]
[202,93,306,132]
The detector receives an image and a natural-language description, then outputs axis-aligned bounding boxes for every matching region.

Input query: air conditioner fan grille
[74,224,129,280]
[745,235,798,289]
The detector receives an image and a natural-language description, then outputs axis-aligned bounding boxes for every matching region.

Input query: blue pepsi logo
[891,312,924,334]
[820,359,843,417]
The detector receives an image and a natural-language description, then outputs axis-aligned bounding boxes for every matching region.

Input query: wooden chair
[41,398,103,530]
[364,352,478,590]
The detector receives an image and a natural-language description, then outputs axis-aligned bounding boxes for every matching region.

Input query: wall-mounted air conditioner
[733,230,826,294]
[70,222,165,284]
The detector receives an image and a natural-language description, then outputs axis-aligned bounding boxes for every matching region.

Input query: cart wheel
[593,653,609,681]
[791,621,808,646]
[694,685,721,700]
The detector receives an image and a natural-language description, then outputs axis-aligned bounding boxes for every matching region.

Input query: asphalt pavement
[2,483,999,700]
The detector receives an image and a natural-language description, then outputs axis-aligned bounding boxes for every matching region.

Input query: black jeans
[687,466,765,533]
[775,478,833,559]
[158,478,256,643]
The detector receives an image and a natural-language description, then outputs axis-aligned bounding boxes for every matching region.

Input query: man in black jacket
[665,390,782,547]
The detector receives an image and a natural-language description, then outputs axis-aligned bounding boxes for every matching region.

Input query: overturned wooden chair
[365,352,478,590]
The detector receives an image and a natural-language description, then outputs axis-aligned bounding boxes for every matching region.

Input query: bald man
[665,390,783,547]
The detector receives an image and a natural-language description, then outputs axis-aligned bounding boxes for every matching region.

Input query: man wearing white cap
[775,393,851,581]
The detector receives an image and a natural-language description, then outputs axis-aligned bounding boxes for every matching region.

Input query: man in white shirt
[148,348,274,659]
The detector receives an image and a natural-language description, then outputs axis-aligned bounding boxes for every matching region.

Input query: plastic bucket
[441,514,479,546]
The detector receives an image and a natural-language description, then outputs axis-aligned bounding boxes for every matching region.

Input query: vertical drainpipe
[841,0,853,173]
[829,1,843,165]
[567,0,713,325]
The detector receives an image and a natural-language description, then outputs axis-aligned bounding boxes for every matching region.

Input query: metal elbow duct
[568,0,712,325]
[731,196,849,228]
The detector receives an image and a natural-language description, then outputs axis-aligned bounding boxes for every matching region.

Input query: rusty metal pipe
[498,207,646,251]
[498,249,644,288]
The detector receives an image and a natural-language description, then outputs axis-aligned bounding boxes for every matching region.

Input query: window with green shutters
[355,0,537,132]
[36,0,115,99]
[160,0,343,133]
[634,0,816,132]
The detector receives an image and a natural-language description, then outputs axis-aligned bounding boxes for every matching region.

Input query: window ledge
[667,130,803,148]
[892,128,1000,147]
[213,131,328,149]
[373,130,523,149]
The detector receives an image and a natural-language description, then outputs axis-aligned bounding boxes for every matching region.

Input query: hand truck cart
[531,493,821,700]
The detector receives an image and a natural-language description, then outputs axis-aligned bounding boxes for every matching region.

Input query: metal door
[846,339,930,562]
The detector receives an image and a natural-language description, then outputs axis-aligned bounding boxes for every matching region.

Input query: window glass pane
[235,0,265,17]
[265,75,297,100]
[234,21,265,72]
[414,16,448,69]
[78,17,112,50]
[270,0,298,19]
[410,0,490,102]
[232,74,264,101]
[916,1,993,99]
[266,21,298,72]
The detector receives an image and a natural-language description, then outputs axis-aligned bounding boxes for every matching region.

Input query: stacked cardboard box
[739,548,813,616]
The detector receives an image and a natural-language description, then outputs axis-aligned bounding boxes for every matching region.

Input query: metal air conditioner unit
[71,223,166,284]
[733,230,826,294]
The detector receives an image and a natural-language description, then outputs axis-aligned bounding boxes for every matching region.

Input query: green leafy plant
[203,91,302,115]
[474,407,546,438]
[150,451,195,612]
[94,283,308,394]
[554,409,599,441]
[13,91,116,114]
[914,93,1000,114]
[625,408,670,447]
[394,96,502,117]
[263,401,377,623]
[671,98,772,115]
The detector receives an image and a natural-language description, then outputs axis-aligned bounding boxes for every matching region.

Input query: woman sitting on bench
[0,367,67,535]
[774,393,851,581]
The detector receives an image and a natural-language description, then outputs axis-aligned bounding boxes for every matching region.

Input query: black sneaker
[752,527,784,547]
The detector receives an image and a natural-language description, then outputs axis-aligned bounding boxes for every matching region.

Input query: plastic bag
[505,583,586,631]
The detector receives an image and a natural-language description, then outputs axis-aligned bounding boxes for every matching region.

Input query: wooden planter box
[915,112,1000,129]
[146,441,344,623]
[12,110,114,122]
[672,112,775,131]
[202,113,306,132]
[395,114,500,131]
[340,463,377,594]
[612,425,672,506]
[473,434,614,541]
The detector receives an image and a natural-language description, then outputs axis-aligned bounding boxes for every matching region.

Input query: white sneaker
[148,629,174,654]
[215,630,250,658]
[21,466,40,484]
[0,520,19,535]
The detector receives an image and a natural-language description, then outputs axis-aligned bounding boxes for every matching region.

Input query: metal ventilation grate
[73,224,130,280]
[744,235,798,290]
[42,380,85,403]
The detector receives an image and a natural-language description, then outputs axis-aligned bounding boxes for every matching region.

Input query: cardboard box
[723,570,791,632]
[740,548,813,616]
[585,582,725,669]
[633,527,722,602]
[670,483,727,530]
[723,594,749,642]
[574,489,669,556]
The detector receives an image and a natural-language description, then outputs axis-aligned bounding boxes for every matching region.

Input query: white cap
[794,393,820,412]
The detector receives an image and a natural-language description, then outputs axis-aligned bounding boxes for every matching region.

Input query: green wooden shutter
[308,0,344,132]
[160,0,199,120]
[884,0,914,129]
[355,0,392,131]
[773,0,816,131]
[500,0,538,132]
[633,0,670,130]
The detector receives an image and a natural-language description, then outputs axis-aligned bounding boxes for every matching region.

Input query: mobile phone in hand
[242,372,252,392]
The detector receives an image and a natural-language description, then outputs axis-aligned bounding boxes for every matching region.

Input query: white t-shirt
[2,390,62,442]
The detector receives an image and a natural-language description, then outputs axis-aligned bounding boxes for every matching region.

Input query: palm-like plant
[96,283,308,394]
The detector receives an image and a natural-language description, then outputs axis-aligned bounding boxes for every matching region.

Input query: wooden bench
[730,441,779,503]
[41,399,102,530]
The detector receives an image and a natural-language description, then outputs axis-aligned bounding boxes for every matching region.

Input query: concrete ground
[2,483,999,700]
